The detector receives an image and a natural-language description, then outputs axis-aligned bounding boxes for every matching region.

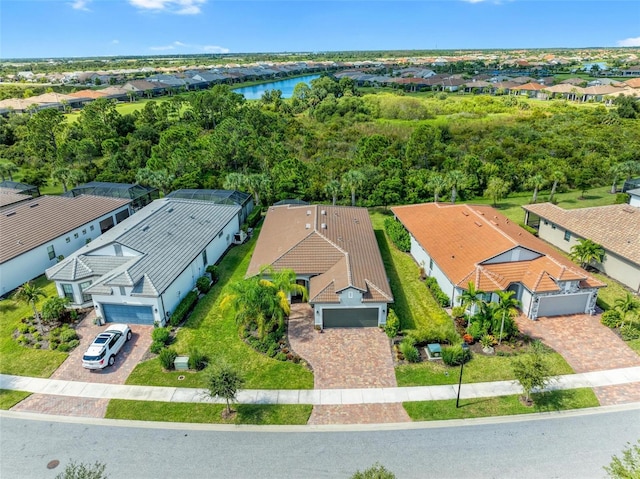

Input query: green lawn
[404,388,599,421]
[126,228,313,390]
[0,276,68,377]
[370,210,457,342]
[106,400,312,425]
[396,351,573,387]
[0,390,31,410]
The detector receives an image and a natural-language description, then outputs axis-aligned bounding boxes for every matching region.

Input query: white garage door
[537,294,590,318]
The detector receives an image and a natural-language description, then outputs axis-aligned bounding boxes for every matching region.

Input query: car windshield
[83,350,105,361]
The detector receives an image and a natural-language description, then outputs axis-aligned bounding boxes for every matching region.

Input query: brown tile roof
[67,90,109,99]
[522,203,640,266]
[625,78,640,88]
[0,188,31,208]
[512,82,545,91]
[247,205,392,304]
[0,195,131,263]
[391,203,604,292]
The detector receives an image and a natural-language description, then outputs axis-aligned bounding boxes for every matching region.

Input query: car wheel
[108,355,115,367]
[126,330,132,341]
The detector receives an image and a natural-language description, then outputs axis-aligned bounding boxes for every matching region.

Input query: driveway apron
[288,304,410,424]
[515,312,640,405]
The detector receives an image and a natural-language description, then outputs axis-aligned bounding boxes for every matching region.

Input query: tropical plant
[445,169,469,204]
[614,293,640,326]
[324,179,341,205]
[341,169,366,206]
[484,176,510,206]
[442,344,472,366]
[259,266,308,315]
[426,172,447,203]
[41,296,71,324]
[158,348,177,370]
[569,238,605,269]
[399,338,420,363]
[601,309,623,328]
[205,361,244,416]
[459,282,486,332]
[15,281,46,331]
[384,309,400,338]
[494,290,521,344]
[526,173,547,204]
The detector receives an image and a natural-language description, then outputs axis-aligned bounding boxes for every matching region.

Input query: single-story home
[523,203,640,293]
[246,204,393,328]
[391,203,604,319]
[46,195,246,326]
[1,195,132,297]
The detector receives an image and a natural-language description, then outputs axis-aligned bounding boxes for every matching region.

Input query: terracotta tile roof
[512,82,546,91]
[247,205,392,304]
[67,90,109,99]
[625,78,640,88]
[522,203,640,266]
[0,195,131,263]
[391,203,604,293]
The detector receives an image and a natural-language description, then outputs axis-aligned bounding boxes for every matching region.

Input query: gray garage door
[537,294,590,318]
[322,308,379,328]
[102,303,154,325]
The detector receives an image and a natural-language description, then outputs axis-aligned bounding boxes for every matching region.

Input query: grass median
[0,389,31,410]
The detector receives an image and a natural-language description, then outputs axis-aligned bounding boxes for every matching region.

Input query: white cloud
[129,0,206,15]
[617,36,640,47]
[203,45,230,54]
[70,0,90,11]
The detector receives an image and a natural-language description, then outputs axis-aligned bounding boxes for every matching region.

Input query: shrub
[151,327,171,345]
[479,334,495,349]
[33,332,43,342]
[34,343,42,349]
[59,328,78,343]
[451,306,466,319]
[467,321,485,340]
[66,339,80,350]
[601,310,623,328]
[399,338,420,363]
[49,327,61,338]
[462,333,474,344]
[196,276,211,294]
[41,297,70,323]
[384,217,410,252]
[17,323,29,334]
[170,291,198,326]
[188,347,207,371]
[246,207,263,228]
[425,277,450,307]
[16,335,28,345]
[150,340,165,354]
[615,193,630,204]
[206,265,219,283]
[620,325,640,341]
[57,343,72,352]
[442,344,472,366]
[49,339,60,350]
[158,348,177,370]
[384,310,400,338]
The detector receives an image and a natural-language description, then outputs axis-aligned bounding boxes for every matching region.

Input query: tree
[259,267,308,315]
[526,173,547,204]
[494,290,521,344]
[512,349,552,404]
[324,179,341,206]
[445,169,469,204]
[135,168,175,196]
[569,238,605,269]
[341,169,366,206]
[614,95,640,119]
[205,362,244,417]
[484,177,510,206]
[604,440,640,479]
[26,108,66,163]
[0,160,18,181]
[15,281,45,331]
[609,163,626,195]
[351,463,396,479]
[460,282,486,332]
[614,293,640,327]
[41,296,71,324]
[426,173,447,203]
[547,168,567,203]
[55,461,108,479]
[405,124,441,168]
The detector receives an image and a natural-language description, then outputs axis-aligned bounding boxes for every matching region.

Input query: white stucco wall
[630,195,640,208]
[409,235,456,304]
[0,206,130,296]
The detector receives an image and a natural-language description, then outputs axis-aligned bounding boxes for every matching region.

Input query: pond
[232,74,321,100]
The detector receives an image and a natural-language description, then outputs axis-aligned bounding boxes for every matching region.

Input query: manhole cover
[47,460,60,469]
[177,375,185,380]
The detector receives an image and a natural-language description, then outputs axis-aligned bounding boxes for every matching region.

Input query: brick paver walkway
[515,312,640,405]
[11,312,152,417]
[288,304,410,424]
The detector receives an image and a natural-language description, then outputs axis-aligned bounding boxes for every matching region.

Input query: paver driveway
[11,311,152,417]
[515,312,640,405]
[288,304,409,424]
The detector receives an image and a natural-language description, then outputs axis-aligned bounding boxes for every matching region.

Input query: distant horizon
[2,1,639,59]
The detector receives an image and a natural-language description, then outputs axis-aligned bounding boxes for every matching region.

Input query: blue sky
[1,1,639,59]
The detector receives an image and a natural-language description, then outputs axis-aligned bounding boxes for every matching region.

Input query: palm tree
[570,238,605,269]
[15,281,46,332]
[494,290,521,344]
[548,168,566,203]
[484,176,510,207]
[426,173,447,203]
[341,169,365,207]
[246,173,270,207]
[223,172,248,192]
[459,281,486,331]
[614,293,640,326]
[0,160,18,182]
[324,179,341,206]
[608,163,625,195]
[526,174,547,204]
[445,170,468,204]
[259,267,308,317]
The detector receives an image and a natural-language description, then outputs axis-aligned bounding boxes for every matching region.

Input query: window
[115,209,130,223]
[82,229,87,235]
[543,220,549,225]
[348,291,353,298]
[80,281,92,303]
[61,284,74,301]
[564,231,571,242]
[429,258,434,271]
[47,245,56,260]
[218,230,223,238]
[119,286,126,295]
[90,225,94,231]
[202,249,208,266]
[74,233,79,239]
[114,244,123,256]
[65,237,70,243]
[551,224,557,230]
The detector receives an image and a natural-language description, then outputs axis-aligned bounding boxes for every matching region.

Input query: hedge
[169,290,198,327]
[246,207,263,228]
[384,217,410,252]
[425,276,450,307]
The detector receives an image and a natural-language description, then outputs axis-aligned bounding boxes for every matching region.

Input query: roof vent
[306,210,311,216]
[321,210,326,215]
[5,211,16,217]
[305,223,311,229]
[321,223,326,229]
[142,225,150,232]
[461,211,469,216]
[167,207,174,213]
[474,221,483,227]
[29,203,39,208]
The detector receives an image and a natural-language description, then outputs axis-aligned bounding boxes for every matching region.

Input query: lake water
[233,74,321,100]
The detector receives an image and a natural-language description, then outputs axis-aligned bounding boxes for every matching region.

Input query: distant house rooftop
[63,182,158,209]
[0,180,40,197]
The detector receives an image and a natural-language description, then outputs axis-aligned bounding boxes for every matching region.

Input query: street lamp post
[456,343,469,409]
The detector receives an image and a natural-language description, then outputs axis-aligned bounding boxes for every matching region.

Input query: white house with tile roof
[392,203,604,320]
[523,203,640,293]
[46,196,244,325]
[1,195,132,297]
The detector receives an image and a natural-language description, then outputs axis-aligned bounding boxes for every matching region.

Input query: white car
[82,324,132,370]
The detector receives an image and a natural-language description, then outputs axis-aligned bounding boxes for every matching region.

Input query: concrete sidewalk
[2,366,639,406]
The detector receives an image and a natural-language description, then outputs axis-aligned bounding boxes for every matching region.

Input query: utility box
[174,356,189,371]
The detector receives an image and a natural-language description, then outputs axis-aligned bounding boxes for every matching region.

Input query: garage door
[322,308,379,328]
[102,303,154,325]
[537,294,590,318]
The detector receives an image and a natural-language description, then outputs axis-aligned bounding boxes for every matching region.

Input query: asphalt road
[1,406,638,479]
